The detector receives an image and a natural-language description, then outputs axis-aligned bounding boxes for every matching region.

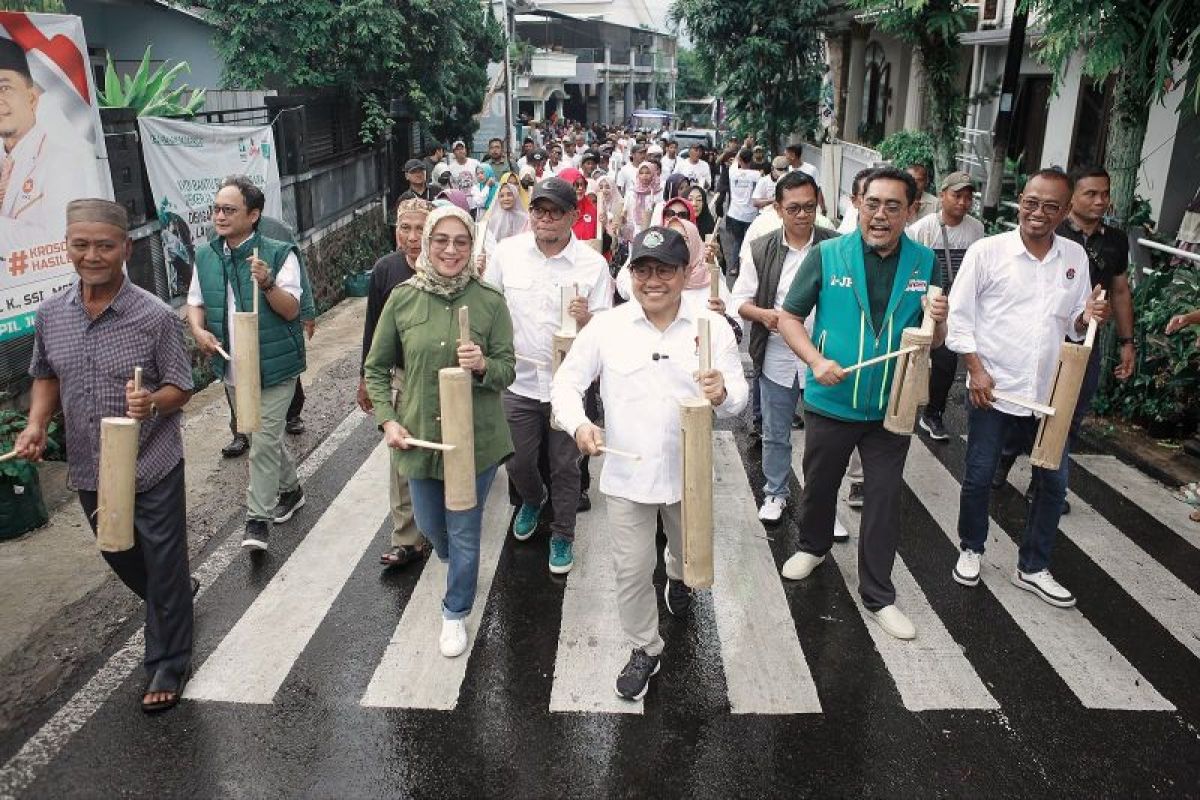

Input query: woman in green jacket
[364,205,515,658]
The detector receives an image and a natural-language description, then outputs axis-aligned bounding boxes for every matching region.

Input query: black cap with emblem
[630,226,690,268]
[0,38,31,80]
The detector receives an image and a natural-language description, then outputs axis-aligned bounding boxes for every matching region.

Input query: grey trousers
[78,459,193,680]
[502,390,581,541]
[797,411,910,610]
[607,497,684,657]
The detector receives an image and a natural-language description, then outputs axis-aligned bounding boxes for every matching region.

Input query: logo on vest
[829,275,853,288]
[1066,268,1076,280]
[905,279,929,292]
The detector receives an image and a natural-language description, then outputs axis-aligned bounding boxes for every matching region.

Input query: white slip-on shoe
[833,517,850,543]
[758,495,786,523]
[953,550,982,586]
[781,551,825,580]
[871,605,917,640]
[1012,569,1076,608]
[439,618,469,658]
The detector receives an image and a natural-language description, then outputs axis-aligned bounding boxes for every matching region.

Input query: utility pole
[982,5,1028,221]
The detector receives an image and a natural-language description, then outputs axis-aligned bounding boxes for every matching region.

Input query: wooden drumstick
[697,316,712,375]
[842,345,920,374]
[990,391,1056,417]
[251,248,260,316]
[215,344,232,361]
[96,367,142,553]
[0,449,20,463]
[399,437,456,452]
[458,306,471,348]
[597,445,641,461]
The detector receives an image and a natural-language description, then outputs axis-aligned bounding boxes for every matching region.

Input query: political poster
[138,116,282,300]
[0,12,112,343]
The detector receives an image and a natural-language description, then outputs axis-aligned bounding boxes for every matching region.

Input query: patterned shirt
[29,277,194,492]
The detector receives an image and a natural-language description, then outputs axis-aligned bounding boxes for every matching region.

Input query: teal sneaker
[549,537,574,574]
[512,500,542,541]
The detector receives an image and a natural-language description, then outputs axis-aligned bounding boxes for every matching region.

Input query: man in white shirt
[723,148,762,274]
[446,140,480,196]
[784,145,826,215]
[752,157,786,210]
[907,171,986,441]
[732,171,838,524]
[946,169,1108,608]
[552,225,748,701]
[672,143,712,189]
[660,139,678,179]
[484,177,612,576]
[615,143,645,195]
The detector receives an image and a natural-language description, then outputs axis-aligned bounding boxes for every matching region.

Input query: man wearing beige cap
[907,170,986,440]
[15,199,196,713]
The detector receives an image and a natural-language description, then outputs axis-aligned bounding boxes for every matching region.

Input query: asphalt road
[1,392,1198,799]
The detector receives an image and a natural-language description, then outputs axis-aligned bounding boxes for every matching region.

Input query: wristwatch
[149,399,160,420]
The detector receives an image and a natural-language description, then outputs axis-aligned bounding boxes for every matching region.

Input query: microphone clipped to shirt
[651,352,670,361]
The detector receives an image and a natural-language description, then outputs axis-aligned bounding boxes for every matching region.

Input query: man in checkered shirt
[14,198,196,714]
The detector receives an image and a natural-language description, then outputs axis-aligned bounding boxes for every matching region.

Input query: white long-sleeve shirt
[672,158,712,190]
[551,299,748,505]
[945,229,1091,417]
[483,231,613,402]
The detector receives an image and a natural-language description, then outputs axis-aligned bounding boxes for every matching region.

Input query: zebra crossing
[168,420,1194,719]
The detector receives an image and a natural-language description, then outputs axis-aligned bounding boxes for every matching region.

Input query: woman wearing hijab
[618,161,660,242]
[558,167,599,242]
[662,173,692,203]
[650,195,696,228]
[687,185,717,239]
[363,206,516,658]
[471,163,498,219]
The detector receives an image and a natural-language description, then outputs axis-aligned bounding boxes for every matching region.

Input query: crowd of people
[15,117,1194,712]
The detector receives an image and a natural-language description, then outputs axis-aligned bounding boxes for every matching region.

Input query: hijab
[488,181,530,242]
[475,163,498,209]
[688,185,717,238]
[628,162,660,232]
[663,173,690,202]
[498,172,530,209]
[558,167,598,241]
[652,197,696,227]
[409,206,479,299]
[666,217,710,290]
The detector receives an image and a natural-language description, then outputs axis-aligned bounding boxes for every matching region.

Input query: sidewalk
[0,298,367,734]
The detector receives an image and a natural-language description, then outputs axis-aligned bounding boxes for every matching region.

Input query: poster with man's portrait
[0,12,112,343]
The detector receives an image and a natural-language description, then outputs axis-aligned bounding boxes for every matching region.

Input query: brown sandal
[379,543,429,568]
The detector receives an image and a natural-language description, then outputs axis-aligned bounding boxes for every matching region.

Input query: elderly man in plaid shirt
[15,199,196,714]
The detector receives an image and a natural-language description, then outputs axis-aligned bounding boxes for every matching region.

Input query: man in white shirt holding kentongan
[946,168,1108,608]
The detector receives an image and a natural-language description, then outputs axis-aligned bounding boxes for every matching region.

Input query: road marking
[549,457,644,714]
[790,433,997,712]
[0,409,371,800]
[716,432,821,714]
[185,441,392,703]
[1071,453,1200,552]
[1009,457,1200,663]
[360,467,512,710]
[905,441,1173,711]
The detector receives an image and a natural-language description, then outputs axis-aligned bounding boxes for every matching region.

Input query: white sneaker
[1012,569,1076,608]
[758,495,786,523]
[833,517,850,543]
[953,550,982,586]
[439,618,469,658]
[871,605,917,640]
[781,551,825,580]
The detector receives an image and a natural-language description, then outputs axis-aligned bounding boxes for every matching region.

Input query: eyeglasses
[1018,196,1064,215]
[530,205,567,220]
[630,263,682,281]
[430,235,471,250]
[781,202,818,217]
[861,198,907,216]
[662,208,684,219]
[212,204,243,217]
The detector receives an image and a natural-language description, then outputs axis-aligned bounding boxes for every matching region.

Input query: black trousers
[227,377,304,436]
[925,345,958,417]
[78,460,193,680]
[502,391,582,541]
[797,411,911,610]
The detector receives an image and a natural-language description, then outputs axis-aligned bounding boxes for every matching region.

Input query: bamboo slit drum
[458,306,470,348]
[438,367,476,511]
[681,316,714,588]
[96,366,142,553]
[587,184,605,253]
[550,285,578,432]
[883,285,942,435]
[232,248,262,433]
[1029,290,1105,470]
[706,233,720,301]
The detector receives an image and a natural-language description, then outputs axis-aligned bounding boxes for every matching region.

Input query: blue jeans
[409,464,499,620]
[958,406,1069,573]
[760,374,803,499]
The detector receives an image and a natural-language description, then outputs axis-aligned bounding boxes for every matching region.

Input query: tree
[675,47,711,101]
[1029,0,1200,225]
[855,0,973,177]
[669,0,829,148]
[205,0,503,145]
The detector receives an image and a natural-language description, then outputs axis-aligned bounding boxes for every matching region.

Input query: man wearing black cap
[398,159,441,202]
[484,176,613,577]
[551,225,748,701]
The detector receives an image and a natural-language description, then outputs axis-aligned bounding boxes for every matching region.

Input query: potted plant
[0,411,62,540]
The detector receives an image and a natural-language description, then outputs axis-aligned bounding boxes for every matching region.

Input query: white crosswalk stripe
[790,433,999,712]
[1071,454,1200,552]
[185,442,393,704]
[905,441,1174,711]
[361,467,513,710]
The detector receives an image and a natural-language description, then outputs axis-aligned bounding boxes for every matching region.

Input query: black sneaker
[919,412,949,441]
[615,648,661,701]
[663,578,693,617]
[847,481,864,509]
[992,454,1017,489]
[286,417,305,435]
[242,520,269,552]
[791,414,805,430]
[272,487,306,524]
[221,434,249,458]
[577,490,592,513]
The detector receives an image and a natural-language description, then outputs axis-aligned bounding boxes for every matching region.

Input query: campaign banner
[138,116,282,301]
[0,12,112,343]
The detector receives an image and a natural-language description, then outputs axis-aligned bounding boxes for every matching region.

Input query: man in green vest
[186,175,307,553]
[775,166,948,641]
